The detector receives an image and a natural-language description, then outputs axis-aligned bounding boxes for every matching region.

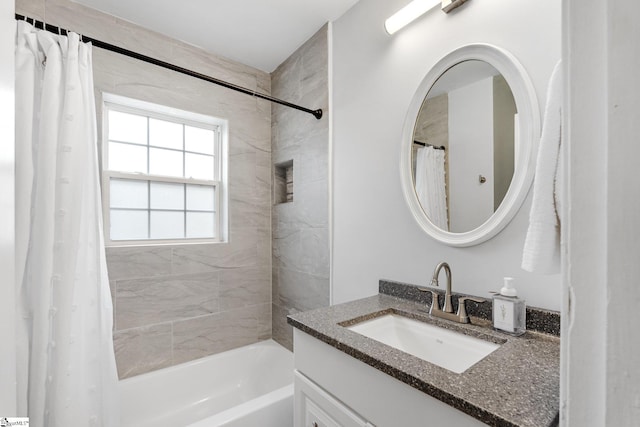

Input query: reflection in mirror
[411,60,517,233]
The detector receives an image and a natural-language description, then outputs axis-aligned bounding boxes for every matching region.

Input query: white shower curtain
[15,21,119,426]
[415,146,449,230]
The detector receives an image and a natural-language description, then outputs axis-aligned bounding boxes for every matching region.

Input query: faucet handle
[457,296,486,323]
[459,296,486,304]
[429,290,441,314]
[417,287,441,313]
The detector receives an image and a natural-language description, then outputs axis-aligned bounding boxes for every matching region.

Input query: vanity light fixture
[442,0,470,13]
[384,0,470,35]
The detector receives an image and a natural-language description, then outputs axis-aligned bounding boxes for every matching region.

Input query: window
[102,94,227,245]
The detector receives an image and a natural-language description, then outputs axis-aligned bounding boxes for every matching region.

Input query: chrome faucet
[420,261,486,324]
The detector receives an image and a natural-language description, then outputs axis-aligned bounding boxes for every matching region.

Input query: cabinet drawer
[295,371,374,427]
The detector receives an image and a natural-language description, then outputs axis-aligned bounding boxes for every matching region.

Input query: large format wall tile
[271,26,330,347]
[256,150,273,202]
[172,306,259,364]
[219,265,270,311]
[275,268,329,312]
[299,130,329,184]
[256,303,272,341]
[170,227,260,274]
[115,273,219,330]
[273,227,329,279]
[15,0,44,20]
[229,198,268,229]
[293,179,330,227]
[256,227,272,267]
[105,247,172,281]
[114,323,173,378]
[228,152,257,200]
[301,30,329,90]
[271,303,297,352]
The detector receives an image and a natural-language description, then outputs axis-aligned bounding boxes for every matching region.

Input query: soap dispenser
[492,277,526,336]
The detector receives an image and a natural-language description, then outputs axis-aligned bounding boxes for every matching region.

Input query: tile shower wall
[271,26,330,350]
[16,0,272,378]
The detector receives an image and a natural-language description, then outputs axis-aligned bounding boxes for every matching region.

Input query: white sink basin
[346,314,500,373]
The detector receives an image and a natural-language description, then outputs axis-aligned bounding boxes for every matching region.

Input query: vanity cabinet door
[305,398,343,427]
[295,371,373,427]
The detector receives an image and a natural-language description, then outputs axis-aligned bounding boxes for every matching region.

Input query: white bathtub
[119,339,294,427]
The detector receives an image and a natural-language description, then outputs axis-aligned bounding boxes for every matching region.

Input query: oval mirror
[400,44,540,246]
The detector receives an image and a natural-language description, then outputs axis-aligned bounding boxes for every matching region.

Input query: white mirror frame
[400,44,540,247]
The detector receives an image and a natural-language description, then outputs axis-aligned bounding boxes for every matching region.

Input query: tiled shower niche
[274,160,294,204]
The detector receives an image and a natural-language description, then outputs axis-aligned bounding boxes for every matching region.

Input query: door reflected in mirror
[411,60,517,233]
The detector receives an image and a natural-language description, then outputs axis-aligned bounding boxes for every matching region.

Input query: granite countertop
[288,289,560,427]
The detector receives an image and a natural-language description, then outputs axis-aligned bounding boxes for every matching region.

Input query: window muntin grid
[102,99,225,245]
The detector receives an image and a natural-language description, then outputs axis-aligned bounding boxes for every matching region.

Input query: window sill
[105,238,226,249]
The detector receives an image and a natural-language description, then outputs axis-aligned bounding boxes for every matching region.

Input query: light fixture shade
[384,0,441,35]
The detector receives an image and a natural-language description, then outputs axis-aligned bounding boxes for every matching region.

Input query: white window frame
[101,93,228,247]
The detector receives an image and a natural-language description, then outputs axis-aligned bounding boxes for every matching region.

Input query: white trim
[103,93,226,128]
[327,21,335,306]
[105,171,219,186]
[399,43,540,247]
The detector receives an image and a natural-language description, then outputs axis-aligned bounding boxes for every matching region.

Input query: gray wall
[271,26,330,350]
[331,0,562,310]
[17,0,273,378]
[492,74,516,211]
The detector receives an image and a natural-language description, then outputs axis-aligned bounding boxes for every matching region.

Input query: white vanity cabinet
[293,329,487,427]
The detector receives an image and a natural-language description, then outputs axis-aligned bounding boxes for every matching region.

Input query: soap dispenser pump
[492,277,526,336]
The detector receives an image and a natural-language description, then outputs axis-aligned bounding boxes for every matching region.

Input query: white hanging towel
[415,146,449,230]
[522,61,563,273]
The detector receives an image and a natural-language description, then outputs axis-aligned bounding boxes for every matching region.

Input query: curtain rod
[413,140,445,150]
[15,14,323,120]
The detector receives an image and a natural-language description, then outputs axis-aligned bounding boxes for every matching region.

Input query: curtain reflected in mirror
[415,145,448,230]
